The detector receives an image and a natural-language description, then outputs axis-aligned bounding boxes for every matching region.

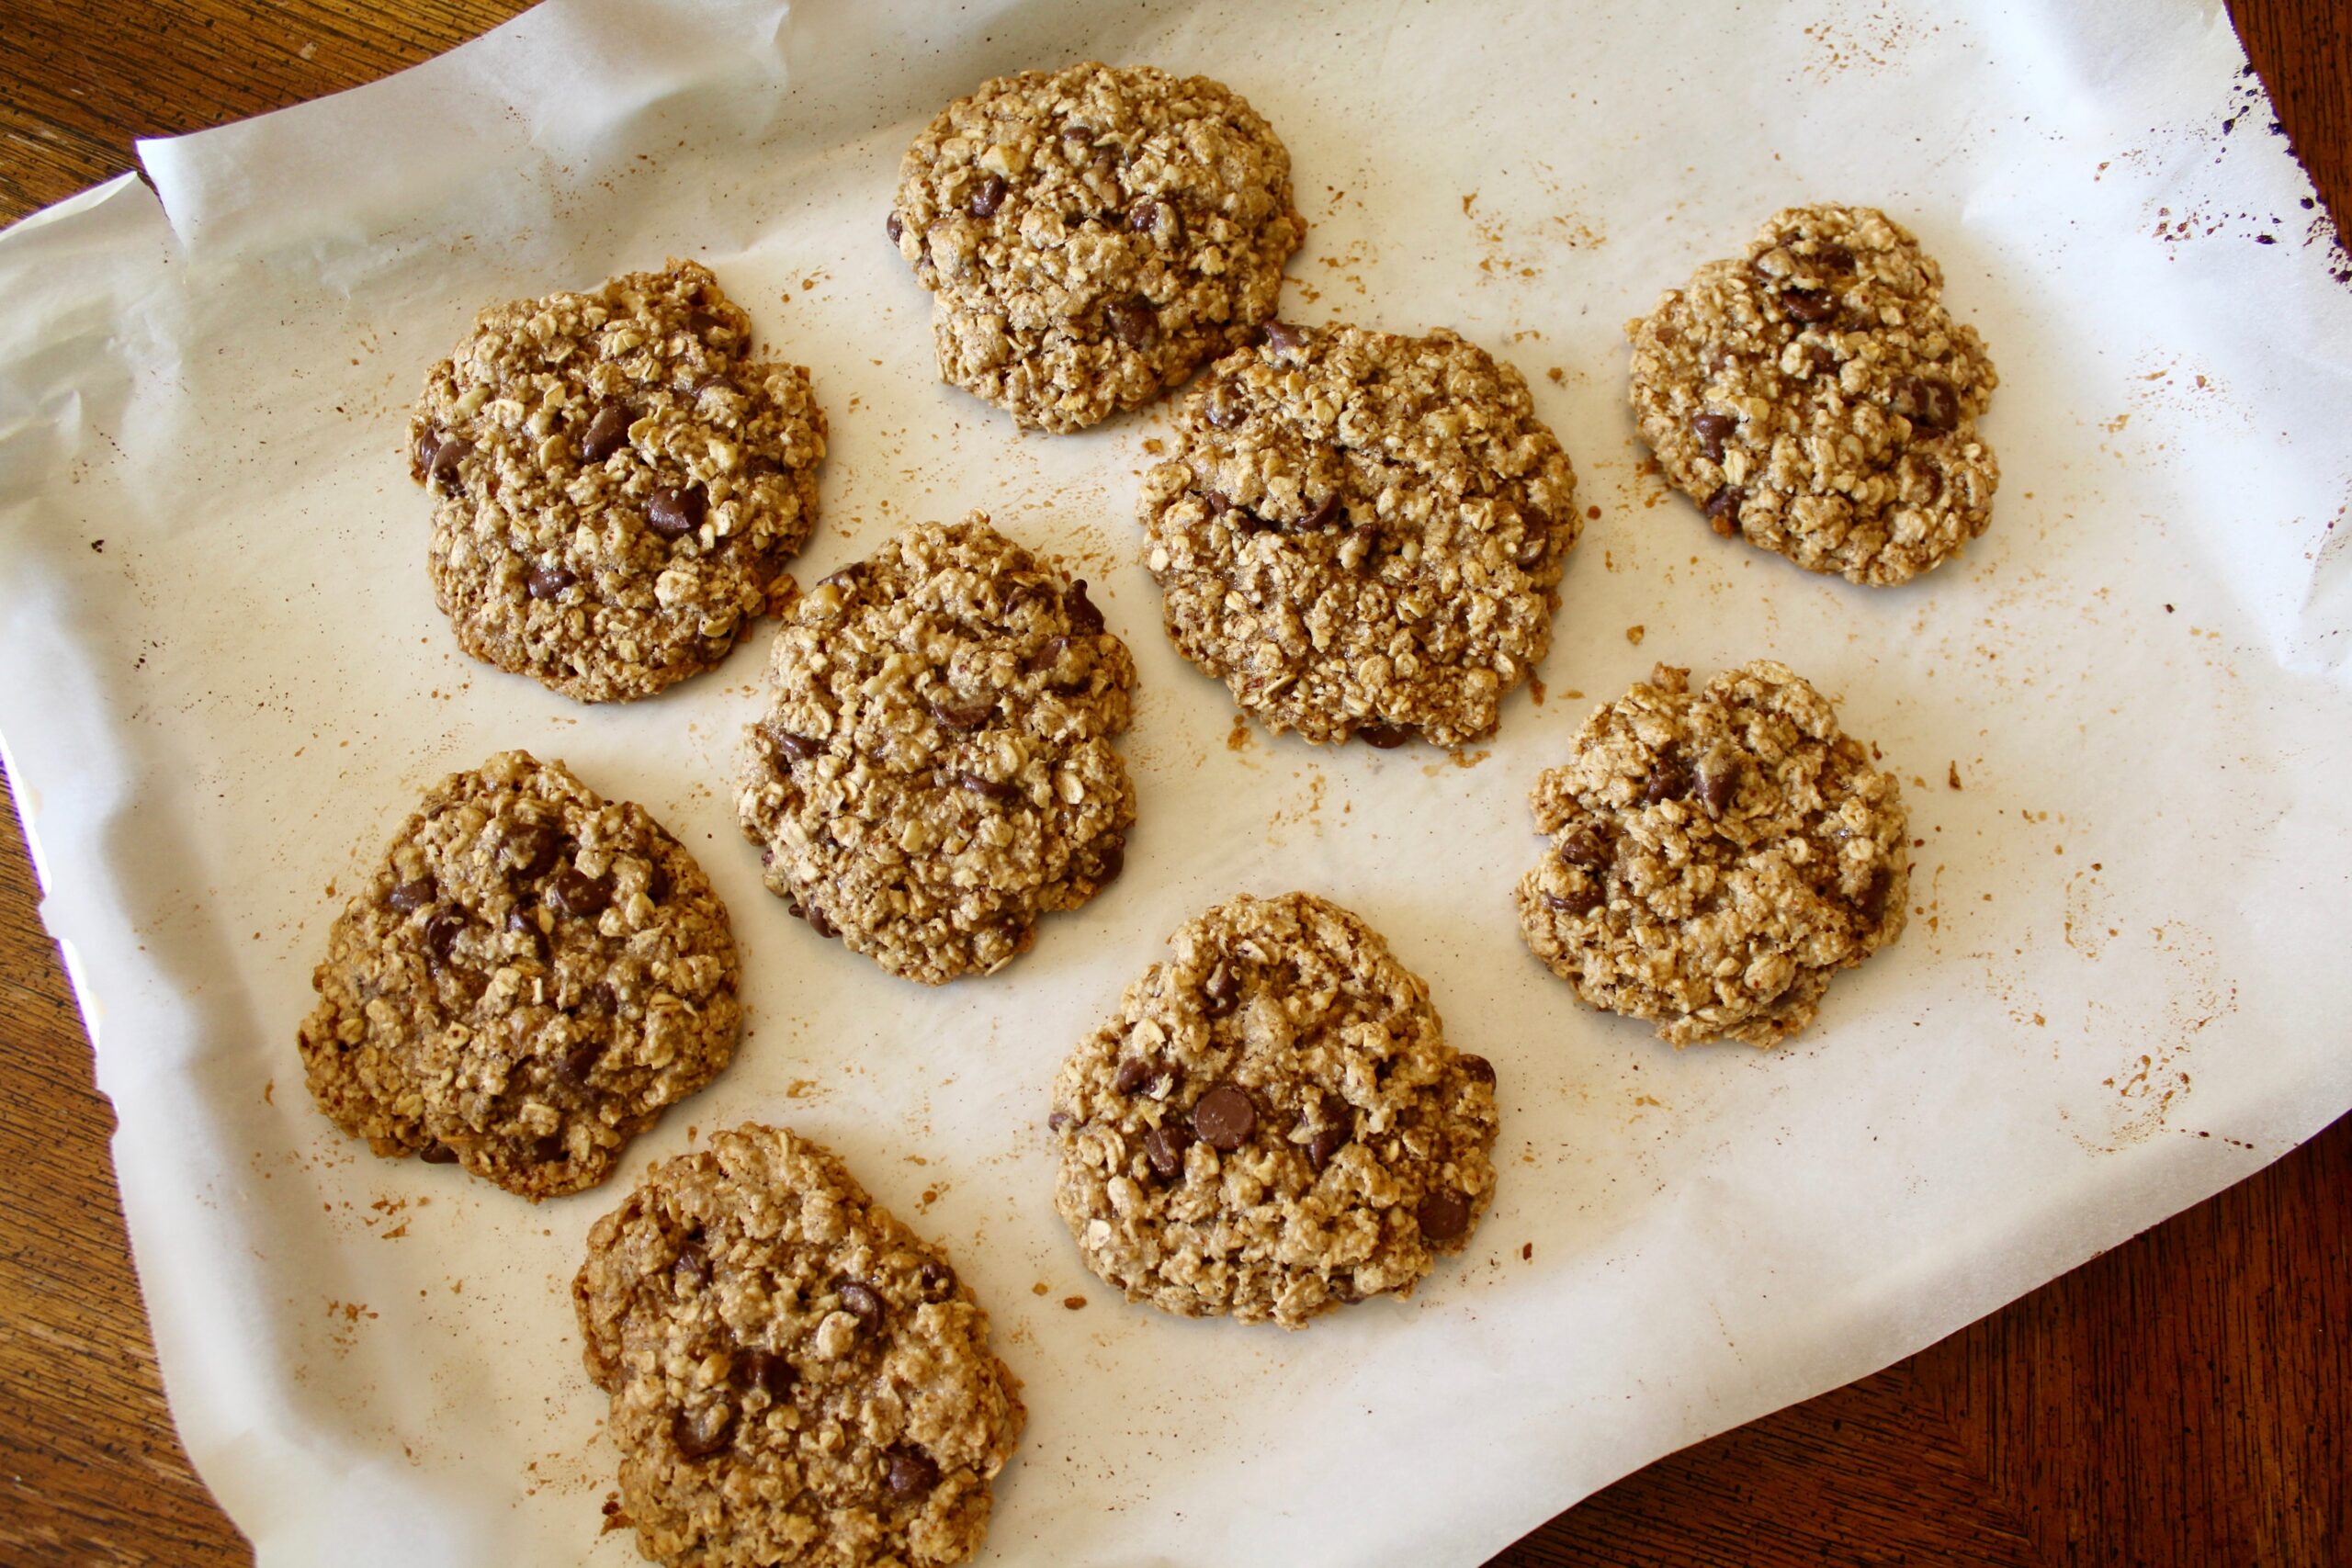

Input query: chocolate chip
[413,429,444,481]
[928,694,993,732]
[1063,579,1105,636]
[956,771,1020,805]
[1143,1122,1193,1179]
[1643,747,1692,804]
[647,858,673,903]
[548,864,614,919]
[1261,320,1306,355]
[1513,524,1548,571]
[1691,412,1736,463]
[554,1037,605,1089]
[1859,865,1894,923]
[1306,1122,1351,1172]
[1703,485,1745,536]
[1047,1110,1074,1133]
[526,564,576,601]
[967,175,1007,219]
[1694,751,1741,816]
[579,404,631,464]
[1781,287,1836,324]
[736,1348,796,1401]
[1192,1082,1257,1152]
[886,210,903,244]
[1900,377,1958,434]
[803,898,839,940]
[1087,835,1125,886]
[1350,525,1386,570]
[1060,120,1095,141]
[1416,1190,1472,1243]
[425,436,471,496]
[530,1132,567,1165]
[1104,296,1156,347]
[1114,1057,1153,1095]
[1815,243,1856,274]
[1202,963,1240,1018]
[770,727,820,763]
[1558,825,1610,871]
[387,878,435,913]
[838,1280,884,1329]
[508,823,562,879]
[918,1260,956,1300]
[646,484,707,540]
[674,1239,712,1289]
[505,907,547,961]
[885,1446,939,1497]
[424,912,464,963]
[418,1143,459,1165]
[1298,491,1341,531]
[1544,886,1604,917]
[1458,1055,1496,1085]
[1204,394,1245,430]
[1202,490,1233,520]
[1128,199,1169,235]
[1356,721,1413,749]
[672,1405,733,1461]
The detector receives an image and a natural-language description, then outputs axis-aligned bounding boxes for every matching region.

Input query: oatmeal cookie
[1514,662,1908,1046]
[297,750,740,1199]
[1138,322,1579,748]
[1626,204,1997,585]
[411,260,827,701]
[575,1125,1024,1568]
[1050,892,1498,1328]
[889,62,1306,432]
[736,514,1138,985]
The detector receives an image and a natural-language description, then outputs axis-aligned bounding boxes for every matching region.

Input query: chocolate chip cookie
[736,514,1138,985]
[1515,662,1908,1046]
[297,751,740,1199]
[411,260,826,701]
[1138,322,1579,749]
[575,1125,1024,1568]
[1626,204,1997,585]
[1049,892,1498,1328]
[888,62,1306,432]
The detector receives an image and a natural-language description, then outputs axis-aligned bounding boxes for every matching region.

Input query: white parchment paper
[3,2,2349,1562]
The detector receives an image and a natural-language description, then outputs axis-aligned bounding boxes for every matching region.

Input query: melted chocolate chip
[1643,747,1692,805]
[423,912,464,964]
[548,864,614,919]
[928,694,994,732]
[526,564,576,601]
[770,727,820,764]
[1558,825,1611,871]
[387,877,435,913]
[1458,1055,1496,1085]
[554,1037,606,1091]
[529,1132,567,1165]
[1416,1190,1472,1243]
[1702,485,1745,536]
[1192,1082,1257,1152]
[1513,523,1548,571]
[1202,962,1240,1018]
[418,1143,459,1165]
[1900,377,1959,434]
[967,174,1007,219]
[646,484,707,540]
[803,898,839,940]
[1298,491,1341,531]
[1143,1122,1193,1179]
[1356,721,1413,750]
[674,1239,713,1290]
[647,858,673,903]
[885,1446,940,1497]
[1691,412,1736,464]
[1114,1057,1153,1095]
[1859,865,1894,923]
[1104,296,1156,348]
[1261,320,1306,355]
[1781,286,1837,324]
[1544,886,1605,917]
[1306,1122,1351,1172]
[885,210,904,244]
[1694,751,1741,816]
[425,436,471,496]
[837,1280,884,1330]
[1047,1111,1074,1133]
[1087,835,1125,886]
[1815,243,1857,274]
[508,823,562,879]
[672,1405,733,1461]
[956,771,1021,804]
[736,1348,796,1401]
[579,404,631,464]
[918,1260,956,1300]
[1063,579,1105,636]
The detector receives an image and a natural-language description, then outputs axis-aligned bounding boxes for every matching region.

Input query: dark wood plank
[0,4,2343,1566]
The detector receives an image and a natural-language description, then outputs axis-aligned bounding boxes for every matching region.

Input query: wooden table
[1,4,2345,1562]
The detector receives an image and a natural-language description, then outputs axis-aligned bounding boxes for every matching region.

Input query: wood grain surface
[1,3,2346,1563]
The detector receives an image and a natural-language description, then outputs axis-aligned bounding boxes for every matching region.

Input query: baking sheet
[3,0,2349,1562]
